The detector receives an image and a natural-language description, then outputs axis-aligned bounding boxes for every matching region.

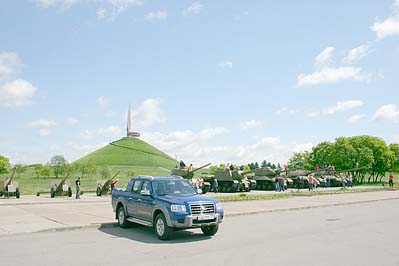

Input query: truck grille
[190,203,215,215]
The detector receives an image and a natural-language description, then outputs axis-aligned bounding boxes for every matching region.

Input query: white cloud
[0,79,38,107]
[96,96,109,106]
[347,114,367,124]
[276,107,298,115]
[343,45,371,64]
[370,0,399,39]
[183,2,204,16]
[67,117,78,126]
[322,100,364,115]
[131,98,166,128]
[297,66,366,87]
[35,0,145,20]
[218,61,233,68]
[81,125,122,139]
[28,119,57,128]
[0,52,22,80]
[372,104,399,122]
[240,120,262,130]
[96,8,107,19]
[28,119,57,136]
[34,0,79,9]
[145,10,167,21]
[39,128,52,136]
[315,47,335,66]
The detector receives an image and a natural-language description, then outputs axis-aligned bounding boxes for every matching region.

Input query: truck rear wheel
[201,224,219,236]
[154,213,173,240]
[117,206,129,228]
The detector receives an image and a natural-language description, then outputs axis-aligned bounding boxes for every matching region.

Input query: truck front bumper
[170,213,223,228]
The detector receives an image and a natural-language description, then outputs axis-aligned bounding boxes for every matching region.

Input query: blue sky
[1,0,399,166]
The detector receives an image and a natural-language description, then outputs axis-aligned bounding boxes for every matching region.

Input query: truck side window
[141,181,152,194]
[132,180,143,194]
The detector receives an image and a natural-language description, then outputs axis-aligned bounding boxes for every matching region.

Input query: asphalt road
[1,199,398,266]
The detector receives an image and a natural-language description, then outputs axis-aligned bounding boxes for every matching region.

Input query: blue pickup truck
[111,176,224,240]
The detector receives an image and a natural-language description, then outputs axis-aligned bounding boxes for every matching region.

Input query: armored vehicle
[0,170,20,198]
[203,170,256,193]
[36,175,73,198]
[250,167,277,190]
[96,171,120,196]
[171,163,212,194]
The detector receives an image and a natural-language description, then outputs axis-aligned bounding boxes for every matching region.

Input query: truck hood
[157,194,218,205]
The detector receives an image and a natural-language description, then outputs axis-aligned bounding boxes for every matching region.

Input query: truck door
[126,180,143,217]
[135,180,155,222]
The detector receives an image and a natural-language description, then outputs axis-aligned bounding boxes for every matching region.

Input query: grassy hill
[74,137,177,168]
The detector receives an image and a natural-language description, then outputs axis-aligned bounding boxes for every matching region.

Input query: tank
[170,163,212,194]
[250,167,277,191]
[203,170,256,193]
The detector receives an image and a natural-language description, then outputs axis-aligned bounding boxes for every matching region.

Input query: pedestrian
[275,177,280,192]
[296,176,301,190]
[326,176,331,188]
[315,164,319,172]
[111,179,118,191]
[308,175,314,191]
[389,173,394,187]
[229,164,234,171]
[75,176,81,199]
[347,175,353,188]
[188,164,193,173]
[341,176,346,189]
[278,176,285,192]
[312,177,318,190]
[213,179,219,193]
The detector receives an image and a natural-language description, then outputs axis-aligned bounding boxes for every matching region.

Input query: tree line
[287,135,399,183]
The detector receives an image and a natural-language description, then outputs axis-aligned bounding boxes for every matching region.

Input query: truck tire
[154,213,173,240]
[117,206,129,228]
[201,224,219,236]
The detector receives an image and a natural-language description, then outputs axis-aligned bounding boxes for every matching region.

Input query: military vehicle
[96,171,120,196]
[0,170,20,198]
[36,174,73,198]
[171,163,212,194]
[202,170,256,193]
[249,167,277,190]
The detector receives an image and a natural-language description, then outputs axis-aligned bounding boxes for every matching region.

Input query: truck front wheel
[201,224,219,236]
[117,206,129,228]
[154,213,173,240]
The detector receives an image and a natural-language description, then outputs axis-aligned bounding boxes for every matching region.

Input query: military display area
[2,0,399,265]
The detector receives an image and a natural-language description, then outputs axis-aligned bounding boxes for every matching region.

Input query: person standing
[296,176,301,191]
[347,175,353,188]
[275,177,280,192]
[75,176,81,199]
[213,179,219,193]
[389,174,394,187]
[308,175,314,191]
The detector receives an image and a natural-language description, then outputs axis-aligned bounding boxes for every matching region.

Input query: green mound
[74,137,177,168]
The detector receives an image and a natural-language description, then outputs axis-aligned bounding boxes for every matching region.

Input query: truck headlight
[170,204,187,213]
[215,202,223,210]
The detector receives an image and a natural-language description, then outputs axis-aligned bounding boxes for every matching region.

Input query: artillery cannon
[0,169,20,198]
[96,171,120,196]
[171,163,212,194]
[36,174,72,198]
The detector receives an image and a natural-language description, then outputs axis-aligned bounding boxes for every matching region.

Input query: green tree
[100,166,111,179]
[41,165,52,178]
[389,143,399,173]
[288,152,312,170]
[14,164,27,178]
[34,164,44,178]
[0,155,11,174]
[49,155,67,178]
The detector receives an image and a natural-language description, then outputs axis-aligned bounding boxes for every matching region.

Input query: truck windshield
[153,179,197,196]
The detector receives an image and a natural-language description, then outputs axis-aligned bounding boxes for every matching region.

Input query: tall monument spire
[127,104,140,138]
